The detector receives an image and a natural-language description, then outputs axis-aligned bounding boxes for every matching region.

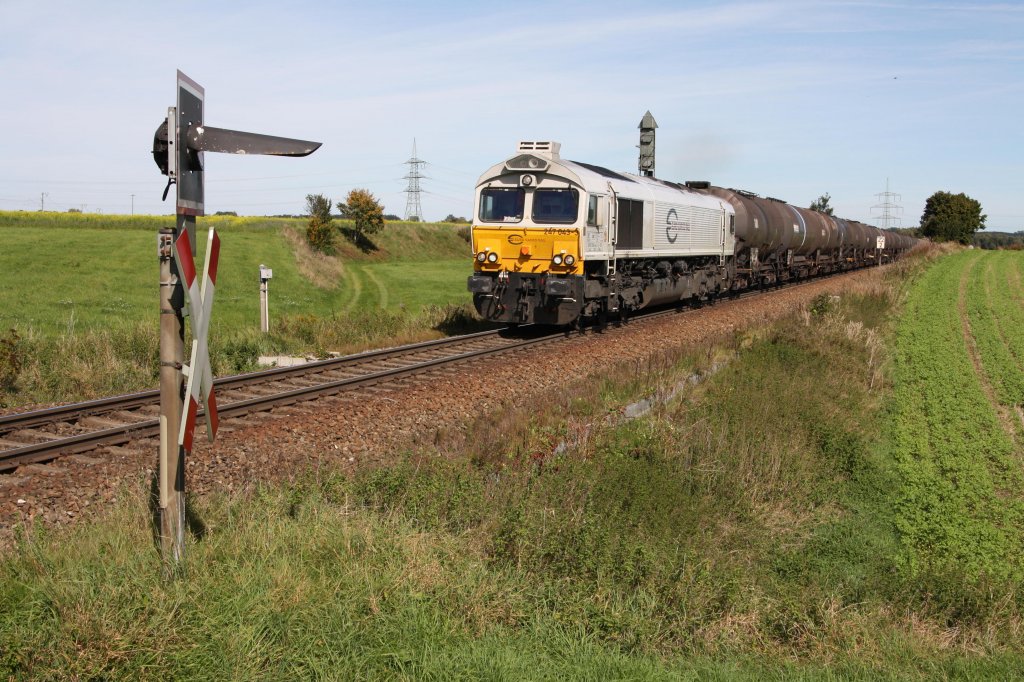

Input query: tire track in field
[960,253,1023,440]
[340,264,363,315]
[982,257,1024,373]
[1007,254,1023,303]
[1001,255,1024,429]
[362,267,389,310]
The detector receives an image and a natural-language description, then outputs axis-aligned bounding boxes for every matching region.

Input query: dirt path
[339,265,363,314]
[362,266,389,310]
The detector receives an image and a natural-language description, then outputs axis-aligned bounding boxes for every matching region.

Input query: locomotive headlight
[476,251,487,263]
[552,254,563,266]
[487,252,499,263]
[564,254,576,266]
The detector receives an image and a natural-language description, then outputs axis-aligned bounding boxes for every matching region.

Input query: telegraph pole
[157,227,185,567]
[131,194,135,216]
[40,192,48,211]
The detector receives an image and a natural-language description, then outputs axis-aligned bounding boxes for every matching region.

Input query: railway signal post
[152,70,321,570]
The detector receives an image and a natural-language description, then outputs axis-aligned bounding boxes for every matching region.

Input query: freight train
[467,141,917,326]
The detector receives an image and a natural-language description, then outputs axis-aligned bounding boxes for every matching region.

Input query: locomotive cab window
[479,188,525,223]
[532,188,579,224]
[587,194,599,227]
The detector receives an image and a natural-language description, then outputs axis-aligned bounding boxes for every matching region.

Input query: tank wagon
[467,141,917,326]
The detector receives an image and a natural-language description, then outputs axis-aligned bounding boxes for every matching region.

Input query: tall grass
[0,304,491,409]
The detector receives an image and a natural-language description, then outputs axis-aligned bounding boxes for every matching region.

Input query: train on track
[467,140,919,326]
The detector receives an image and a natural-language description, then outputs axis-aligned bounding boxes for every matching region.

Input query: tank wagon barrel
[467,141,920,326]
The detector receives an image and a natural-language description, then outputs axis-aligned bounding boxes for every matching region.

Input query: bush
[305,194,334,253]
[0,328,22,394]
[338,189,384,236]
[305,219,334,253]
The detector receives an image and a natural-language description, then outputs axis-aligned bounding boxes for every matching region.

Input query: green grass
[965,251,1024,407]
[3,249,1022,678]
[0,212,472,334]
[0,211,481,407]
[888,250,1024,585]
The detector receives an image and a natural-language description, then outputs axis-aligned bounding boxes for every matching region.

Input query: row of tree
[808,190,988,245]
[307,186,994,253]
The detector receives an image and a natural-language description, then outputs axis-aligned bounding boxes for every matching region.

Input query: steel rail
[0,327,513,432]
[0,330,563,472]
[0,265,872,473]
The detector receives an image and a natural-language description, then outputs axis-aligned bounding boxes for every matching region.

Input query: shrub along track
[0,267,890,549]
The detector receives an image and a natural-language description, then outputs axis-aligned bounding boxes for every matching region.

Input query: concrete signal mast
[151,70,320,571]
[638,111,658,177]
[404,139,426,221]
[872,178,903,230]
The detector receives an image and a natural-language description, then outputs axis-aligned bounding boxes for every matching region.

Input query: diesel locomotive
[467,140,917,326]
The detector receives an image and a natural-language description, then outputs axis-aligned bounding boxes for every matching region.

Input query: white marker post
[259,264,273,333]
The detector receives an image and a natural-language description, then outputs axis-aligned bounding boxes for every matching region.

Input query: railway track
[0,268,864,474]
[0,327,565,473]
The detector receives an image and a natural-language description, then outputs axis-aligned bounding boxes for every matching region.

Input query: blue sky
[0,0,1021,229]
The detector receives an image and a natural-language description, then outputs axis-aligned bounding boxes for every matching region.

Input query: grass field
[888,250,1024,585]
[0,211,472,334]
[0,211,478,406]
[3,247,1024,678]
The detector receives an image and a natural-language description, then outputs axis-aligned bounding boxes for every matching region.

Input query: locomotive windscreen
[532,189,579,223]
[479,188,524,223]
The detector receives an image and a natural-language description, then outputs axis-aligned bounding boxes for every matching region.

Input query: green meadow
[0,211,479,406]
[0,211,472,334]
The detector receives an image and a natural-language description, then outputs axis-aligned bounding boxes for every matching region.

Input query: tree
[443,214,470,224]
[338,189,384,235]
[809,193,834,216]
[920,191,986,244]
[305,193,334,252]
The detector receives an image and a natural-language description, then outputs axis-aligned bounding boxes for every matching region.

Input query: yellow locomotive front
[467,142,587,325]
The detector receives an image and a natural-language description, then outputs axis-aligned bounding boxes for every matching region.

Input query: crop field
[965,251,1024,412]
[889,249,1024,584]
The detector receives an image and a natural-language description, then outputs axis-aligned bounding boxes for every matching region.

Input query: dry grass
[281,226,345,290]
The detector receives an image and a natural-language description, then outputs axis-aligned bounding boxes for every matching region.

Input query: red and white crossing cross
[173,227,220,450]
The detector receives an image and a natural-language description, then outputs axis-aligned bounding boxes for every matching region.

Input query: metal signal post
[153,70,321,571]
